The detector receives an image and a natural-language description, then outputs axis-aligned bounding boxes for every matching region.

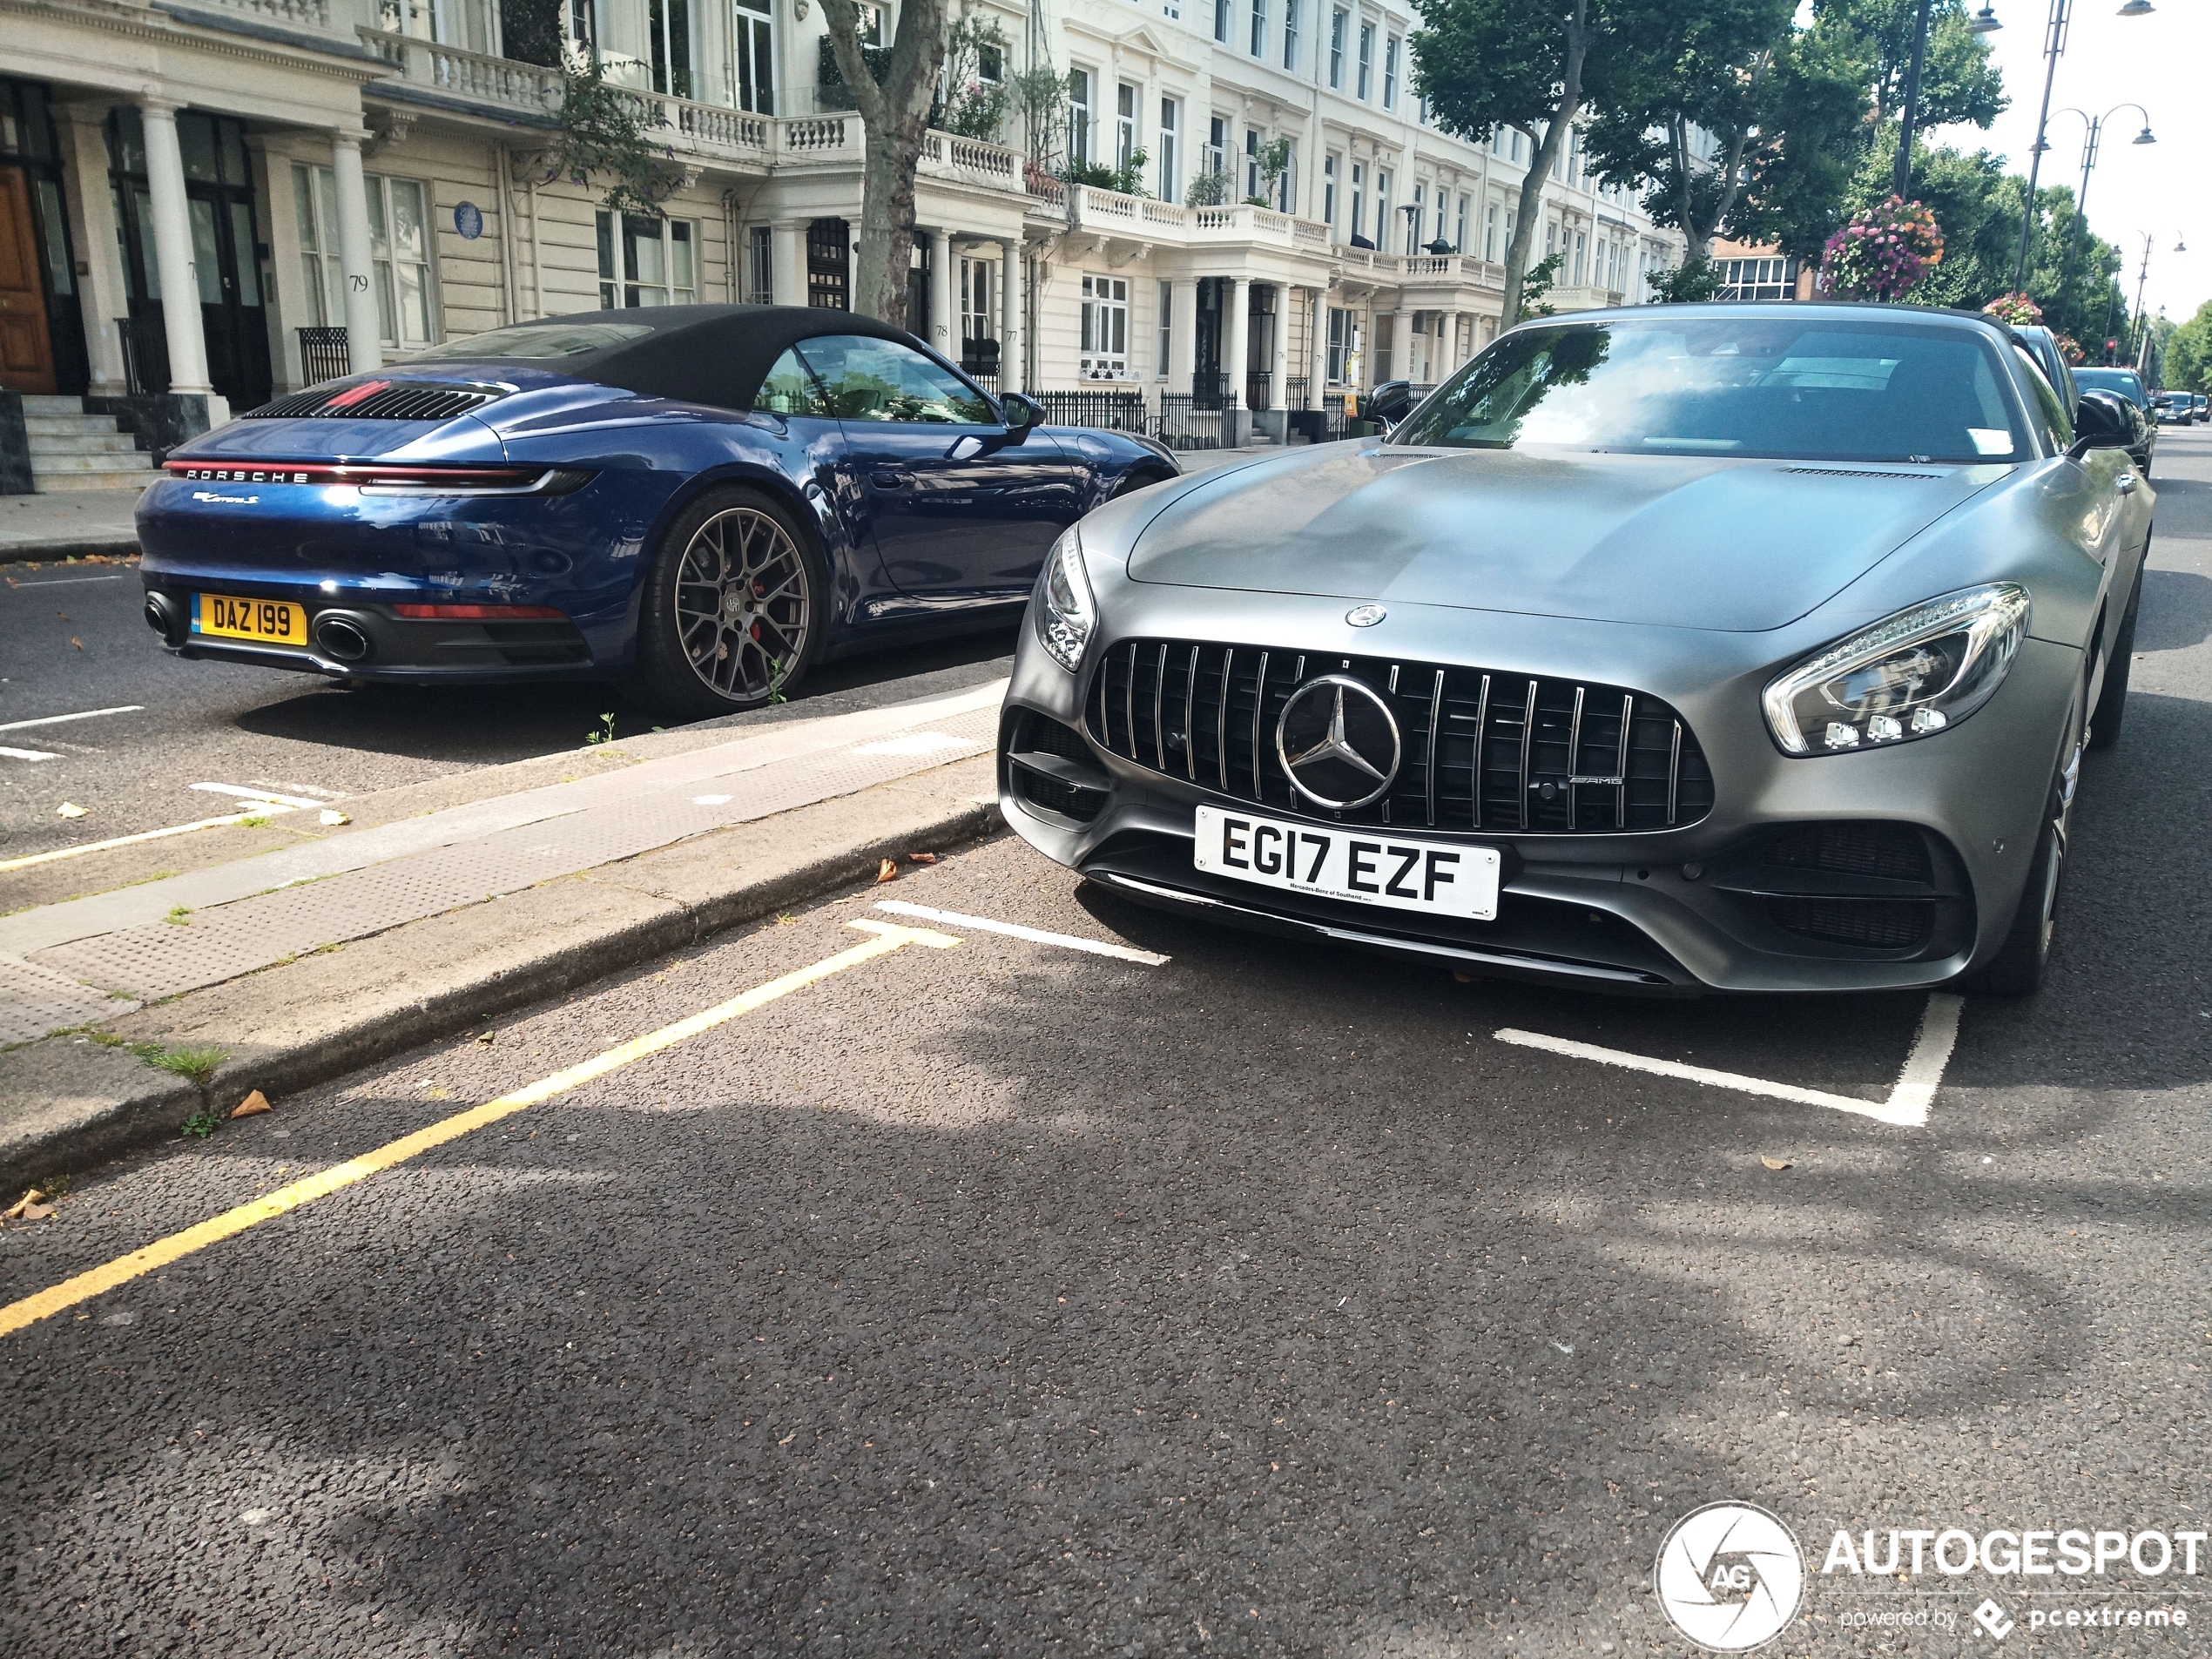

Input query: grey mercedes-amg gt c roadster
[997,303,2153,996]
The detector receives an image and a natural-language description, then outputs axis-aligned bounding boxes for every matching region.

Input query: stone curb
[0,536,140,565]
[0,777,1002,1191]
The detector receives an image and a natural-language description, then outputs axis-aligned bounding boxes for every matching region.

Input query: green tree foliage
[2165,300,2212,394]
[1811,0,2006,131]
[1411,0,1615,323]
[1582,0,1869,278]
[1838,135,2125,353]
[1726,24,1878,260]
[539,59,687,219]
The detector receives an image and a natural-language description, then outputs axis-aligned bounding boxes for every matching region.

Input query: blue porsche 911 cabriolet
[138,306,1179,714]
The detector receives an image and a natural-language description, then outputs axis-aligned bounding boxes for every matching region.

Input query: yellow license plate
[194,593,309,646]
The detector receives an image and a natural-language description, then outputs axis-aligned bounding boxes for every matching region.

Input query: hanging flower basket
[1817,197,1946,303]
[1982,293,2045,327]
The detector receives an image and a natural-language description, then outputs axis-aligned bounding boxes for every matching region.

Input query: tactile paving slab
[28,709,994,1005]
[0,953,139,1044]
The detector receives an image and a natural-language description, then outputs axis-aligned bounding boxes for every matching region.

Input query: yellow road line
[0,918,959,1339]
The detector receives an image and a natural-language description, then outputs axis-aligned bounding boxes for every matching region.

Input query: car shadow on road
[223,624,1020,765]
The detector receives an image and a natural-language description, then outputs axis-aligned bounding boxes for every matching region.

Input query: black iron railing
[1323,389,1359,440]
[1244,371,1272,411]
[1157,393,1230,451]
[1285,375,1311,410]
[1190,370,1232,410]
[1033,389,1149,433]
[298,327,351,387]
[118,313,170,398]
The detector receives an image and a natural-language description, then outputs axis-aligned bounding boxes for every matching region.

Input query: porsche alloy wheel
[631,486,826,718]
[674,506,812,702]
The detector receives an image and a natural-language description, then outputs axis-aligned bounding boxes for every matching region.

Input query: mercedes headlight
[1764,583,2031,755]
[1035,526,1096,672]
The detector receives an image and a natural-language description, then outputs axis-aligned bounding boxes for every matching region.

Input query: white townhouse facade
[0,0,1687,486]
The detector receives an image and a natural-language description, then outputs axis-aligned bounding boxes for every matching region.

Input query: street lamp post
[2011,0,2073,295]
[1978,0,2156,295]
[1893,0,1935,200]
[2050,104,2155,311]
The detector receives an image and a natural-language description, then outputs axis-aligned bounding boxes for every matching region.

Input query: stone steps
[15,397,158,493]
[29,433,143,458]
[35,472,157,493]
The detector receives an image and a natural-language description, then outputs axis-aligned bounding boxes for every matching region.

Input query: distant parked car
[2011,326,2077,413]
[2195,394,2209,421]
[2152,391,2193,426]
[2073,368,2156,471]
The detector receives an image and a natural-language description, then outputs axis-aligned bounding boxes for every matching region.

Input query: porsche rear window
[1393,319,2033,464]
[412,322,656,360]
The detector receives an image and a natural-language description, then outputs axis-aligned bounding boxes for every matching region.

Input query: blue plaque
[454,201,484,240]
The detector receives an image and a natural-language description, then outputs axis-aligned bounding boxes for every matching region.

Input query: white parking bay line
[0,705,144,734]
[0,806,305,875]
[190,782,331,810]
[873,900,1169,966]
[0,747,62,762]
[1886,993,1965,1120]
[1494,992,1966,1130]
[10,573,127,587]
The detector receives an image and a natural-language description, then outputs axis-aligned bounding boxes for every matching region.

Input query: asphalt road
[0,564,1015,864]
[2,427,2209,1656]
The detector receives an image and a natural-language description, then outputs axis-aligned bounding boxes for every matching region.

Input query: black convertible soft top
[413,305,922,410]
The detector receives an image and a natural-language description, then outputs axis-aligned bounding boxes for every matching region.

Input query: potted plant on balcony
[941,16,1012,142]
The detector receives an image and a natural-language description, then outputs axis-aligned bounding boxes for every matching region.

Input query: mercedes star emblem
[1275,674,1403,810]
[1345,604,1387,627]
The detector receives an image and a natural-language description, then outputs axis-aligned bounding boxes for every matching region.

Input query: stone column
[138,99,214,395]
[53,105,129,395]
[1373,309,1396,383]
[1266,284,1289,409]
[1440,308,1460,377]
[927,228,955,361]
[330,131,382,374]
[1000,240,1023,394]
[1224,276,1250,406]
[1309,287,1327,397]
[772,219,803,307]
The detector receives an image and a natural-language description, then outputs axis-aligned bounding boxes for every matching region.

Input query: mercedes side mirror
[2067,390,2134,458]
[1001,392,1043,444]
[1365,379,1416,434]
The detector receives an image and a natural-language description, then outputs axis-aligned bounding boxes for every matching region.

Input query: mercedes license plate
[1191,805,1502,921]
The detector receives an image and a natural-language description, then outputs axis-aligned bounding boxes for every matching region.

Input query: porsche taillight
[162,462,592,496]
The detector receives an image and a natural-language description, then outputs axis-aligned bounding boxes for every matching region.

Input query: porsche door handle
[2115,474,2136,494]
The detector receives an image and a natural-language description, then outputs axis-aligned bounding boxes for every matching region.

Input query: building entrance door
[1193,276,1224,407]
[0,165,56,394]
[108,107,270,406]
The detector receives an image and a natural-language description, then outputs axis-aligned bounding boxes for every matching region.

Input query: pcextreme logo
[1655,1502,1807,1651]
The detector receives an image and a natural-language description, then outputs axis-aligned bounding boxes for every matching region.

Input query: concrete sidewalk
[1,486,145,563]
[0,678,1010,1184]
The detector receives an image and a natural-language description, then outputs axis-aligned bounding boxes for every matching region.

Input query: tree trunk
[1498,0,1588,327]
[821,0,950,326]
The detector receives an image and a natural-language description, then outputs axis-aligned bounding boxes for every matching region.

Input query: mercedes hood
[1126,445,2011,632]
